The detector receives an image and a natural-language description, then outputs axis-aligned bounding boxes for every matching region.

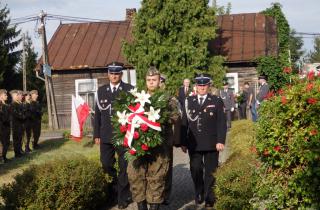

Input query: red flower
[307,71,315,80]
[264,91,274,100]
[120,125,127,133]
[306,83,314,91]
[140,124,149,132]
[310,129,318,136]
[133,131,140,140]
[283,66,292,74]
[129,149,136,155]
[307,98,317,104]
[141,144,149,151]
[273,145,281,152]
[281,96,287,105]
[277,89,284,95]
[263,149,270,156]
[123,141,129,147]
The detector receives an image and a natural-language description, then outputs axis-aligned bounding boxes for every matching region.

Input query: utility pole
[22,33,27,92]
[38,10,59,130]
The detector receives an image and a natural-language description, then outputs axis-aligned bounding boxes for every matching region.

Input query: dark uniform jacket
[94,82,133,144]
[30,101,42,121]
[181,94,227,152]
[219,89,235,111]
[0,102,11,127]
[256,83,270,104]
[11,102,25,127]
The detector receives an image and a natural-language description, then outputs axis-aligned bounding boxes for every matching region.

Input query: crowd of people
[93,63,272,210]
[0,89,42,163]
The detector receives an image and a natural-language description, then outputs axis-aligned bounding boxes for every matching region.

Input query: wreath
[112,88,170,160]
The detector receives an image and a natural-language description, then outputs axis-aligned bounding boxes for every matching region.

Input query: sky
[3,0,320,56]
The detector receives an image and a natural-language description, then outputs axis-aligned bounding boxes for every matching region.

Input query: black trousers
[100,143,131,204]
[12,122,23,155]
[24,120,32,149]
[225,110,232,129]
[189,150,219,204]
[32,120,41,146]
[239,103,247,119]
[0,124,10,159]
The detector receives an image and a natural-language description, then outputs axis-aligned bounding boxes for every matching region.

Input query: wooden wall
[227,66,259,91]
[52,70,109,129]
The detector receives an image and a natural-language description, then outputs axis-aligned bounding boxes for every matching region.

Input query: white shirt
[197,94,207,105]
[110,83,120,92]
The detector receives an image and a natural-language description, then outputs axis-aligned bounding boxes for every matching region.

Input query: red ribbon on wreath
[123,103,161,152]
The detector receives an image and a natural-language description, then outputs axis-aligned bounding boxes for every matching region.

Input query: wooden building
[36,10,278,128]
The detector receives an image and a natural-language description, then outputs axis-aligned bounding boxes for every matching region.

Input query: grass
[0,136,99,186]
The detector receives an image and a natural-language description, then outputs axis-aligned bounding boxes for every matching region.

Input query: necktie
[185,87,188,95]
[113,87,117,93]
[199,97,204,106]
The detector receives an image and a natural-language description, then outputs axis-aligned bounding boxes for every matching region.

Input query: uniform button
[199,112,201,114]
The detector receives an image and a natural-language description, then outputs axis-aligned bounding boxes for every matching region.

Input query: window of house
[75,79,97,111]
[226,73,239,94]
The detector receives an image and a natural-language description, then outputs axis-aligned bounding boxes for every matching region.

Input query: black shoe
[3,157,8,163]
[137,200,148,210]
[15,153,23,158]
[25,148,32,153]
[33,144,41,150]
[118,202,129,209]
[195,194,204,205]
[149,203,160,210]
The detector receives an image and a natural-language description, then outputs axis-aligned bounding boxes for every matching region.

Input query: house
[36,9,278,128]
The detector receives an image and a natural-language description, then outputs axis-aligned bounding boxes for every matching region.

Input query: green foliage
[257,3,292,91]
[307,37,320,63]
[123,0,226,94]
[112,89,171,160]
[289,29,305,67]
[0,3,21,89]
[0,157,111,210]
[256,56,290,91]
[252,75,320,209]
[214,120,257,210]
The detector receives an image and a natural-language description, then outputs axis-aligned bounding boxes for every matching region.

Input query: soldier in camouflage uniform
[30,90,42,149]
[10,90,26,158]
[23,91,32,152]
[127,67,179,210]
[0,89,11,163]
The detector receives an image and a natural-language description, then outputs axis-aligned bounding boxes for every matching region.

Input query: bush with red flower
[112,88,170,160]
[252,74,320,209]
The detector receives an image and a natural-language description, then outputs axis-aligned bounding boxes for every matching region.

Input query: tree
[123,0,226,93]
[0,3,21,89]
[289,29,304,67]
[307,37,320,63]
[16,34,45,102]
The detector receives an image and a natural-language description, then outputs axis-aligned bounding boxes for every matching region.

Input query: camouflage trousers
[127,150,170,204]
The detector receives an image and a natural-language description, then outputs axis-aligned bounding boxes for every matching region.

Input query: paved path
[109,137,230,210]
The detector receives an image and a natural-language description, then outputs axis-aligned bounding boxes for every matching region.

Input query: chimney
[126,8,136,21]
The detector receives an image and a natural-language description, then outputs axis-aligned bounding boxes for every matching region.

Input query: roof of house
[37,12,278,71]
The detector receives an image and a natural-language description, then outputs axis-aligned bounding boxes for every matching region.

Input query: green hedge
[0,157,112,210]
[253,74,320,209]
[214,120,257,210]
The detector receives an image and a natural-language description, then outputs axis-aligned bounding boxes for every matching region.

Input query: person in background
[30,90,42,149]
[94,63,133,209]
[256,75,270,111]
[178,78,191,106]
[244,82,257,122]
[238,85,249,119]
[23,91,32,153]
[10,90,25,158]
[181,73,227,208]
[219,80,235,129]
[0,89,11,163]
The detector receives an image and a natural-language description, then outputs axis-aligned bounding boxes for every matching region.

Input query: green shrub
[0,156,112,210]
[214,120,257,210]
[252,74,320,209]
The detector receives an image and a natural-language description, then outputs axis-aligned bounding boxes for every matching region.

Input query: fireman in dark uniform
[181,73,227,208]
[23,91,32,152]
[10,90,26,158]
[94,63,133,209]
[30,90,42,149]
[0,89,11,162]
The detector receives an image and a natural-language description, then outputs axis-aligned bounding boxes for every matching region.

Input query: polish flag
[71,95,90,141]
